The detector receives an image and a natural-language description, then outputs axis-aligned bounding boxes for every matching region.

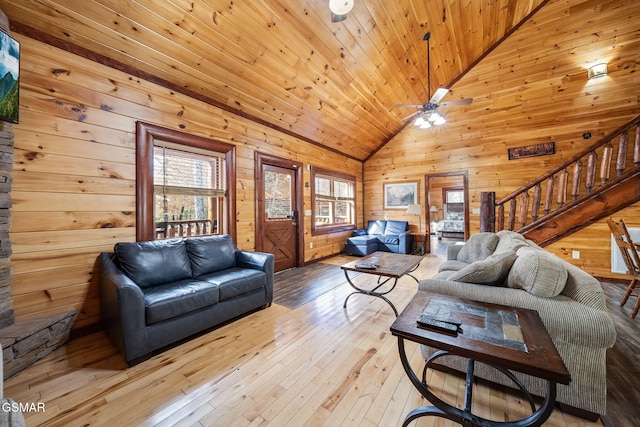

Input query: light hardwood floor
[4,255,605,426]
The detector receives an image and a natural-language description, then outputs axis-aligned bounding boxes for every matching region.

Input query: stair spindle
[518,191,530,227]
[634,125,640,166]
[585,151,597,193]
[600,142,613,184]
[557,169,568,207]
[571,160,582,201]
[532,184,541,222]
[508,198,516,230]
[616,132,628,176]
[544,175,554,214]
[498,203,505,231]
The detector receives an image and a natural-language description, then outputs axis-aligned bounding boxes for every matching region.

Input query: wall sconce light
[588,63,607,80]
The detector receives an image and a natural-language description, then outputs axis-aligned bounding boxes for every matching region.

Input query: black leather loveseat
[100,234,274,365]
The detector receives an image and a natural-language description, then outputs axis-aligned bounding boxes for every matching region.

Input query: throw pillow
[457,232,500,264]
[447,250,517,285]
[495,230,528,253]
[506,248,568,297]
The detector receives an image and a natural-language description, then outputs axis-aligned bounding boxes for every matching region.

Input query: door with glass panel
[262,164,298,271]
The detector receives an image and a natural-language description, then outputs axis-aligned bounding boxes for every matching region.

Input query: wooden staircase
[481,116,640,247]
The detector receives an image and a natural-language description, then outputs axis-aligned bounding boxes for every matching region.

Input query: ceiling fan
[396,32,473,128]
[330,0,354,23]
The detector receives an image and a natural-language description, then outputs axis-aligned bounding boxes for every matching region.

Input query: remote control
[425,316,462,326]
[417,315,459,334]
[355,263,378,269]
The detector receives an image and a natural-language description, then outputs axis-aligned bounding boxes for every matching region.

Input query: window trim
[311,166,356,236]
[136,122,236,242]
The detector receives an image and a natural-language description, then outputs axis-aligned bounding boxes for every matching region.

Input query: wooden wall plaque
[508,142,555,160]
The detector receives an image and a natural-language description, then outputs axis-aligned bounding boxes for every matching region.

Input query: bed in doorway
[435,216,464,240]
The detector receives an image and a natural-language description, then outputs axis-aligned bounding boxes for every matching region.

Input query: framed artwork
[0,27,20,124]
[383,181,418,209]
[508,142,554,160]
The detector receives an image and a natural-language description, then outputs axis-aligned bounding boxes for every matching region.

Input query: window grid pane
[265,170,292,219]
[314,174,355,228]
[153,145,225,237]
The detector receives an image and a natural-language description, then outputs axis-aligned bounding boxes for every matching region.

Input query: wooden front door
[258,161,300,272]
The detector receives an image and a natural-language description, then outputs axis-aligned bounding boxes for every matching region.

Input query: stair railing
[490,115,640,233]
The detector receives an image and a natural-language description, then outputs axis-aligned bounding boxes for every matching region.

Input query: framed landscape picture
[383,181,418,209]
[0,28,20,124]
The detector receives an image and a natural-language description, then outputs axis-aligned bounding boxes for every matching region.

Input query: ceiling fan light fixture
[414,117,426,126]
[329,0,354,16]
[419,120,431,129]
[430,113,446,125]
[428,112,443,122]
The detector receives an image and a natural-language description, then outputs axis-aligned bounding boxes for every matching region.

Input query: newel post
[480,192,496,233]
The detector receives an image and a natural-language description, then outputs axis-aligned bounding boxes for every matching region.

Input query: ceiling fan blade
[429,87,450,105]
[395,104,423,109]
[439,98,473,107]
[402,111,419,121]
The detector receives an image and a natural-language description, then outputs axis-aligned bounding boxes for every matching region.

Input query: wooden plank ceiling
[3,0,638,161]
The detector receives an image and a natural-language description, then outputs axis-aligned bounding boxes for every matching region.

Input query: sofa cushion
[186,235,237,277]
[377,235,400,245]
[115,239,192,288]
[143,279,219,324]
[346,235,379,245]
[506,247,568,297]
[438,259,470,272]
[198,267,266,301]
[432,270,456,280]
[447,250,517,285]
[457,232,500,264]
[384,220,408,235]
[367,220,387,235]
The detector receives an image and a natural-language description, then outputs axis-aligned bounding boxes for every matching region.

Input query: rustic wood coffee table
[390,291,571,427]
[341,251,423,316]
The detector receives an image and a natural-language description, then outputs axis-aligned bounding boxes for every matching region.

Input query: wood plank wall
[365,132,640,281]
[11,35,363,330]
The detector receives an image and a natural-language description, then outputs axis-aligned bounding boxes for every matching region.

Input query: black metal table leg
[342,269,399,316]
[397,337,559,427]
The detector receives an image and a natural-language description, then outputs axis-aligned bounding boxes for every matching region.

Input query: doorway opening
[424,172,469,255]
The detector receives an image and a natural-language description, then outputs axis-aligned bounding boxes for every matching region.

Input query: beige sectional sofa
[418,230,616,417]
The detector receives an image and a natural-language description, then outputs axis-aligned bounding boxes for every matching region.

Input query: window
[445,189,464,204]
[136,122,236,242]
[153,142,225,239]
[311,167,356,235]
[443,187,464,221]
